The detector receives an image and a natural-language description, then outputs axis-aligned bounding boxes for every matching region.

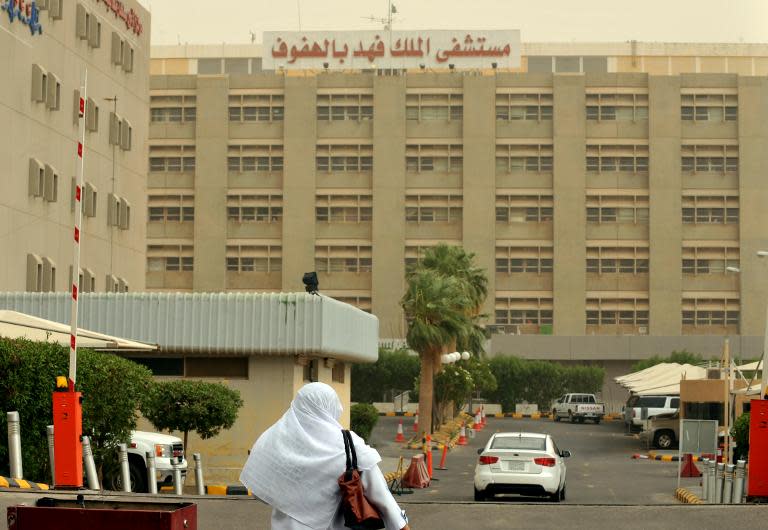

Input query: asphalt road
[369,415,698,504]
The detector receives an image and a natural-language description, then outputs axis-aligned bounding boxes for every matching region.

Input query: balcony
[225,272,282,290]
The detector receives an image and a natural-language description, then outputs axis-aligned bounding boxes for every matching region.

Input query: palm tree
[417,244,489,317]
[401,269,472,433]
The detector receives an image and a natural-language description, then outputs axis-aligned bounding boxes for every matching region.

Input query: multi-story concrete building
[1,0,150,293]
[147,41,768,393]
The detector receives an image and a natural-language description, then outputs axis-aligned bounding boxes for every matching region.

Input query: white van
[623,395,680,428]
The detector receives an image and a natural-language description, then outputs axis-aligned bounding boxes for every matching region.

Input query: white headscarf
[240,382,381,529]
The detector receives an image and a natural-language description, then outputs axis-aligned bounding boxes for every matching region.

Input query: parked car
[639,411,679,449]
[552,393,605,424]
[103,431,187,492]
[623,395,680,429]
[473,432,570,502]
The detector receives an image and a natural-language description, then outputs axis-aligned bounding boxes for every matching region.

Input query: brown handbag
[338,429,385,530]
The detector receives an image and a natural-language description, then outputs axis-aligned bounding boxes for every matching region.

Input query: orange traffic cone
[413,413,419,432]
[481,406,487,426]
[473,410,482,431]
[395,420,406,442]
[457,422,468,445]
[425,435,433,478]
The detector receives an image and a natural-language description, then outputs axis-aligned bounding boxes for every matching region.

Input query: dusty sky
[139,0,767,47]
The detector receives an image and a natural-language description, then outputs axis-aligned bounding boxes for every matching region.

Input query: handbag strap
[341,429,358,472]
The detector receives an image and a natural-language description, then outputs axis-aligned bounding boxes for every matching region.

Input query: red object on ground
[425,435,433,478]
[680,453,701,478]
[412,413,419,432]
[401,454,430,488]
[8,498,197,530]
[52,389,83,488]
[395,420,406,442]
[748,399,768,497]
[437,444,448,470]
[457,423,468,445]
[473,411,482,431]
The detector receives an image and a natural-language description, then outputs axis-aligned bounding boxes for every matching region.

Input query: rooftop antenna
[361,0,399,30]
[249,31,257,44]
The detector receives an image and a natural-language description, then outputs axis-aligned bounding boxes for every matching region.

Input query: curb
[380,412,416,417]
[647,452,700,462]
[675,487,704,504]
[0,476,49,490]
[205,484,252,496]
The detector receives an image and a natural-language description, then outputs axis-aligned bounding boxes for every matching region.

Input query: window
[586,92,648,121]
[586,246,649,274]
[315,245,372,273]
[316,145,373,172]
[406,144,462,173]
[150,95,197,123]
[317,93,373,121]
[496,246,553,274]
[147,245,194,272]
[25,255,56,292]
[226,244,282,273]
[148,195,194,222]
[126,357,184,377]
[406,195,462,223]
[186,357,248,378]
[149,145,196,172]
[586,194,649,224]
[227,194,283,223]
[495,93,553,122]
[586,144,648,173]
[682,246,739,275]
[586,298,649,330]
[681,93,737,123]
[683,297,739,331]
[316,194,372,223]
[681,195,738,224]
[227,144,283,173]
[28,158,44,197]
[495,195,553,223]
[110,31,134,72]
[303,359,319,382]
[495,297,553,328]
[332,361,346,383]
[229,93,284,122]
[107,193,131,230]
[31,64,47,103]
[406,92,462,121]
[491,437,547,451]
[495,144,553,174]
[681,145,738,174]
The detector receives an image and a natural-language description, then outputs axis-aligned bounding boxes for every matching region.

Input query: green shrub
[350,403,379,442]
[141,379,243,453]
[0,337,153,483]
[351,348,420,403]
[732,412,750,461]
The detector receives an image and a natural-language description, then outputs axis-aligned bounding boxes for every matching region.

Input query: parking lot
[370,415,696,504]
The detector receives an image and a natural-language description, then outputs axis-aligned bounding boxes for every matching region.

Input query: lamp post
[758,251,768,399]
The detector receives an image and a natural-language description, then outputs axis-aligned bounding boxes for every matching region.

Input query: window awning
[0,310,157,352]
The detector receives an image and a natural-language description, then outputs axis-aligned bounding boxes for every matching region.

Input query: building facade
[0,0,150,294]
[146,42,768,364]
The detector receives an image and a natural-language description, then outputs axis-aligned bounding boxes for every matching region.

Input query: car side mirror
[561,450,571,458]
[477,448,483,455]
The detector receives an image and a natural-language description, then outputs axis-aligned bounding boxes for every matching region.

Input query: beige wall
[0,0,150,293]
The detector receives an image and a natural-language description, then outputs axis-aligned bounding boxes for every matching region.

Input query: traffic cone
[481,406,487,426]
[425,435,433,478]
[473,410,482,431]
[457,422,468,445]
[413,413,419,432]
[395,420,406,443]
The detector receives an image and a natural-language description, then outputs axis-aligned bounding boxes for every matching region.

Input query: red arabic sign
[264,30,521,70]
[96,0,142,36]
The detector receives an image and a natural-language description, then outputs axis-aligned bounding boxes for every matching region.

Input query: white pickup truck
[552,393,605,424]
[103,431,188,492]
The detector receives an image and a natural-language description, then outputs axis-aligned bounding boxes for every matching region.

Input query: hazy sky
[139,0,767,46]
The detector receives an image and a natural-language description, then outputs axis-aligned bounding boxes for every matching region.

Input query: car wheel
[549,489,561,502]
[105,459,147,493]
[594,418,601,425]
[569,411,575,424]
[560,484,566,501]
[653,430,675,450]
[474,487,486,502]
[553,410,560,422]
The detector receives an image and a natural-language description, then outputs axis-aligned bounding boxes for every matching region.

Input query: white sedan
[473,431,570,502]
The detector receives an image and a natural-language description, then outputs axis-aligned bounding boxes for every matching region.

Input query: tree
[350,403,379,442]
[351,348,420,403]
[0,337,153,483]
[141,380,244,452]
[630,350,704,373]
[401,268,473,433]
[434,364,474,424]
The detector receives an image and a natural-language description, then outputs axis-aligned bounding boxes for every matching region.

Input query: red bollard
[437,444,448,470]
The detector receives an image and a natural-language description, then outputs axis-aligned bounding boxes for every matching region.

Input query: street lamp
[758,251,768,399]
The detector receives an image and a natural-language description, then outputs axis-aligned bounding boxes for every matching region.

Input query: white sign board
[264,30,521,70]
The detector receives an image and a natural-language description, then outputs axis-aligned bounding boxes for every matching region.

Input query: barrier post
[715,462,724,503]
[46,425,55,486]
[118,443,131,492]
[723,464,734,503]
[82,436,100,490]
[701,458,709,500]
[437,444,448,470]
[146,451,158,494]
[194,453,205,496]
[7,411,23,479]
[732,460,745,504]
[172,460,183,495]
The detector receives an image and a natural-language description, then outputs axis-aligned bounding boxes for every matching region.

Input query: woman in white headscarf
[240,382,410,530]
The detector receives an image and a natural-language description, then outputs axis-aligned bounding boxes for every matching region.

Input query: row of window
[26,253,128,293]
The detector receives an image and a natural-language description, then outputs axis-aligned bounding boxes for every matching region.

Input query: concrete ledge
[0,476,49,490]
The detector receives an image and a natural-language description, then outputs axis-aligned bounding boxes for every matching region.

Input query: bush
[0,337,153,483]
[350,403,379,442]
[732,412,750,461]
[351,348,420,403]
[141,380,243,452]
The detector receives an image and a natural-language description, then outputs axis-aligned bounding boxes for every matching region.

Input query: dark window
[491,436,547,451]
[636,397,668,408]
[303,359,319,382]
[684,402,724,425]
[125,356,184,376]
[332,361,345,383]
[185,357,248,378]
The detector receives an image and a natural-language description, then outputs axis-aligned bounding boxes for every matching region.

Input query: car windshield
[491,436,547,451]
